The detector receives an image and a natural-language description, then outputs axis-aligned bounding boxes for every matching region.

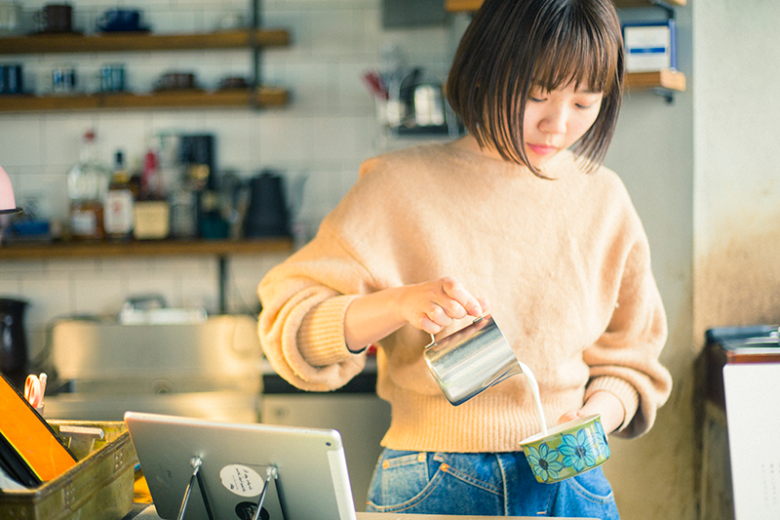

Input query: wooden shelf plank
[614,0,686,7]
[626,70,686,92]
[0,238,294,260]
[0,87,289,112]
[0,29,290,55]
[445,0,685,12]
[444,0,484,12]
[0,72,681,113]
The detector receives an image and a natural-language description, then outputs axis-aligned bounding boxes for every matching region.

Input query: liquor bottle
[133,148,170,240]
[104,151,134,241]
[67,130,108,241]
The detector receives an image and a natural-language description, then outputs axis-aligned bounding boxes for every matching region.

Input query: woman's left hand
[557,390,625,435]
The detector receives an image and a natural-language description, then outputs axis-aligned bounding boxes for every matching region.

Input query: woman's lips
[527,143,558,156]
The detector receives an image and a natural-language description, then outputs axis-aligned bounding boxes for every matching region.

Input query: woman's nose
[539,106,567,134]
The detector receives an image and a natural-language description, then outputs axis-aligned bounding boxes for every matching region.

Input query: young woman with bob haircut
[258,0,672,517]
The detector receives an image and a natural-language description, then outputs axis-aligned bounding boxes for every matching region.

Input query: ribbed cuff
[585,376,640,431]
[297,295,358,367]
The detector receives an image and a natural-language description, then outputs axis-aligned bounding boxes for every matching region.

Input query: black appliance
[0,298,28,390]
[180,134,220,238]
[244,171,290,238]
[180,134,216,190]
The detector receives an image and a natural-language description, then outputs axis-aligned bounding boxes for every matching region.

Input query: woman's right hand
[397,276,489,335]
[344,276,489,352]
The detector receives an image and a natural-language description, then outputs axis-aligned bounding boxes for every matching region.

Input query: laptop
[124,411,357,520]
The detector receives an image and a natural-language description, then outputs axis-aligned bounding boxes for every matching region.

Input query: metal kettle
[398,68,445,129]
[243,171,290,238]
[0,298,28,390]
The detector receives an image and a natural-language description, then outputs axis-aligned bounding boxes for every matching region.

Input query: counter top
[125,504,594,519]
[261,356,378,394]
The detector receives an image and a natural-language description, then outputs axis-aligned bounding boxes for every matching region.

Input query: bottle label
[105,190,134,234]
[71,210,97,236]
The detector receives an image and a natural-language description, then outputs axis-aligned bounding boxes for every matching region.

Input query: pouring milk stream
[423,315,548,436]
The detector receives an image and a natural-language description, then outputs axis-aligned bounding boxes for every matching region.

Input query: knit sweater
[258,142,672,453]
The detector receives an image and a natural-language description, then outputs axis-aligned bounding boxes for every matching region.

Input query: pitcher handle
[425,315,487,349]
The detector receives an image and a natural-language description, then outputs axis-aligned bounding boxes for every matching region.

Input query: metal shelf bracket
[649,0,676,20]
[251,0,263,111]
[653,87,676,104]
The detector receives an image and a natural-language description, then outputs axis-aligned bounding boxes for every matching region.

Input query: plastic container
[0,420,138,520]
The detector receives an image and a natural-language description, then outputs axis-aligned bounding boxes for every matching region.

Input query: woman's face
[522,81,604,167]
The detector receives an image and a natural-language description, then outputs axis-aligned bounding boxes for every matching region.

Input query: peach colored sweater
[258,143,672,453]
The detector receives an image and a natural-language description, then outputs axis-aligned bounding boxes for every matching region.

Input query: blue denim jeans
[366,449,620,519]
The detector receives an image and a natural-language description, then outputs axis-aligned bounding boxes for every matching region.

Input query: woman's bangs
[532,18,619,95]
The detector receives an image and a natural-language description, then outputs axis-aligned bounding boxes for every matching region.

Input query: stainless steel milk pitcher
[424,314,522,406]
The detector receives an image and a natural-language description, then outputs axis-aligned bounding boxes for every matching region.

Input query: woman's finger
[425,304,455,328]
[440,277,483,317]
[557,410,582,425]
[419,315,445,335]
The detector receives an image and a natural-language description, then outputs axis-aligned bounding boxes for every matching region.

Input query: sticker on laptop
[220,464,264,497]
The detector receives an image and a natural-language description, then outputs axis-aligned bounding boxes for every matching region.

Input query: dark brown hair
[446,0,624,176]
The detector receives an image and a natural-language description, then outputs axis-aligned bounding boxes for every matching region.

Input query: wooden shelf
[626,70,686,92]
[0,29,290,55]
[0,28,292,112]
[0,88,289,112]
[444,0,485,11]
[443,1,686,95]
[0,237,294,260]
[445,0,685,11]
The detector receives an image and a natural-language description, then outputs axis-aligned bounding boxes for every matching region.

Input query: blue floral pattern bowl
[518,414,610,484]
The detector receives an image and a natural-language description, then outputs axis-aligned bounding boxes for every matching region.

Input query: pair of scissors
[24,373,47,410]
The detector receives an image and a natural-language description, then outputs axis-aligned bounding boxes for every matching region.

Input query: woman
[258,0,672,517]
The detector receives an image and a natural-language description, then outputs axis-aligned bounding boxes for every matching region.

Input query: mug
[0,2,22,34]
[424,314,521,406]
[413,83,445,127]
[52,66,77,94]
[100,64,125,92]
[155,71,196,91]
[0,64,24,95]
[34,4,73,34]
[97,8,142,32]
[216,12,244,31]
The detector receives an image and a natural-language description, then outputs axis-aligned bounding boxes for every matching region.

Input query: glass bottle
[104,150,134,241]
[67,130,108,241]
[132,148,171,240]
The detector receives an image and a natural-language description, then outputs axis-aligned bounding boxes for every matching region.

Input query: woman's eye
[530,96,546,103]
[575,98,602,110]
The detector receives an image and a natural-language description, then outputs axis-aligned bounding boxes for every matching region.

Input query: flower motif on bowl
[526,443,563,483]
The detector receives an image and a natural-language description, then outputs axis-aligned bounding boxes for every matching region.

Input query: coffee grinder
[179,134,226,238]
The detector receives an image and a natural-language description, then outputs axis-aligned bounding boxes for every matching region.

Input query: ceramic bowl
[519,414,610,484]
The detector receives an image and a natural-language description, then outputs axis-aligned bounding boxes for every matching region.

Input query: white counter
[134,504,594,519]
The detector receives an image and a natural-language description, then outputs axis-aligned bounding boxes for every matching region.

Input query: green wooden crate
[0,420,137,520]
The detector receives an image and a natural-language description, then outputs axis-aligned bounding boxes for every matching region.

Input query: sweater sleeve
[583,228,673,439]
[257,224,373,392]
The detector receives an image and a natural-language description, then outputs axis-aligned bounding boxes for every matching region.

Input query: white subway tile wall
[0,0,462,357]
